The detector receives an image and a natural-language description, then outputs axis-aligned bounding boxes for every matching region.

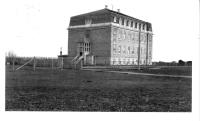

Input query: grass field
[120,66,192,76]
[6,65,192,111]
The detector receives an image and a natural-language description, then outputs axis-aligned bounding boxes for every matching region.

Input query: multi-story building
[64,7,153,68]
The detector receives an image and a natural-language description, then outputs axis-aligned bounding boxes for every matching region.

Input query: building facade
[65,8,153,68]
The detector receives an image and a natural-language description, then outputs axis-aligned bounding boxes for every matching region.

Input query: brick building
[63,7,153,68]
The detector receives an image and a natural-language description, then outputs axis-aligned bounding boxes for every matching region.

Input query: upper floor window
[131,47,134,54]
[85,30,90,38]
[113,44,117,53]
[86,33,89,38]
[135,22,137,29]
[149,50,151,56]
[128,46,130,54]
[116,17,119,23]
[113,16,117,23]
[126,20,129,26]
[85,19,92,25]
[122,18,124,25]
[119,18,121,25]
[131,21,133,27]
[143,24,145,30]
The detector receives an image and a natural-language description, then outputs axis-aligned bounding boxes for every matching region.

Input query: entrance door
[80,52,83,56]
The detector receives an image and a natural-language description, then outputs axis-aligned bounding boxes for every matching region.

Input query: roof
[58,55,68,57]
[71,8,148,23]
[69,8,152,31]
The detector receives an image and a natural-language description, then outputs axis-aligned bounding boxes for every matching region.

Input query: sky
[1,0,199,62]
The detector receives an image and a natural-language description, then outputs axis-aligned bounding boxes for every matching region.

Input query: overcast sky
[2,0,199,62]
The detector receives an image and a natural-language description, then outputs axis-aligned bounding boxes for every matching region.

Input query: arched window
[126,20,129,26]
[122,18,124,25]
[119,18,122,25]
[116,17,119,23]
[113,16,117,23]
[131,21,133,27]
[143,24,145,30]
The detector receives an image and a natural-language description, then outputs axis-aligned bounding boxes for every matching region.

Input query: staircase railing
[74,55,84,65]
[71,55,79,63]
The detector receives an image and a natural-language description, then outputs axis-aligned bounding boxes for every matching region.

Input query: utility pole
[146,33,149,66]
[60,47,63,70]
[61,56,63,70]
[138,24,141,70]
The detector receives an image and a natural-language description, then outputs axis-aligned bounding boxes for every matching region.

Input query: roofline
[70,9,106,18]
[71,8,151,24]
[105,8,147,23]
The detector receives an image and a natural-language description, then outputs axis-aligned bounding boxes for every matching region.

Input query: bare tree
[6,51,17,71]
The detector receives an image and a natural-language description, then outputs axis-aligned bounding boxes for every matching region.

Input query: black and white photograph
[1,0,199,121]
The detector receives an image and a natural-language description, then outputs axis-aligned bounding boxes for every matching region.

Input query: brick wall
[68,26,111,65]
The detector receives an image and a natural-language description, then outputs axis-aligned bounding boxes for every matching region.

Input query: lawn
[6,65,191,111]
[121,66,192,76]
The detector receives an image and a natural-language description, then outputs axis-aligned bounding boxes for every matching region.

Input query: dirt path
[82,69,192,78]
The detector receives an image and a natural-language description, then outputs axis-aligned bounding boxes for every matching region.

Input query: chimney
[105,5,108,9]
[117,9,120,12]
[60,47,62,55]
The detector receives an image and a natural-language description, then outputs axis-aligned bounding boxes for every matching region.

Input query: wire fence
[6,56,62,71]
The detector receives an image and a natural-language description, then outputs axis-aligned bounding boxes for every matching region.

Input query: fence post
[33,56,36,71]
[52,58,54,70]
[12,57,15,71]
[60,56,63,71]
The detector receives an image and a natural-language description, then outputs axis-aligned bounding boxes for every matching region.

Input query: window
[132,60,134,64]
[113,37,117,42]
[119,18,122,25]
[85,19,92,25]
[119,59,121,65]
[131,21,133,27]
[126,20,129,26]
[85,30,90,38]
[127,59,130,65]
[113,44,117,53]
[118,45,121,54]
[139,24,141,29]
[131,47,134,54]
[143,24,145,30]
[113,16,117,23]
[123,58,126,64]
[131,34,134,41]
[86,33,89,38]
[123,45,126,54]
[128,46,130,54]
[122,18,124,25]
[135,23,137,28]
[113,28,117,35]
[116,17,119,23]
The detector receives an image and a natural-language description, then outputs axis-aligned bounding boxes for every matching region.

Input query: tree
[6,51,17,71]
[178,60,185,66]
[186,61,192,66]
